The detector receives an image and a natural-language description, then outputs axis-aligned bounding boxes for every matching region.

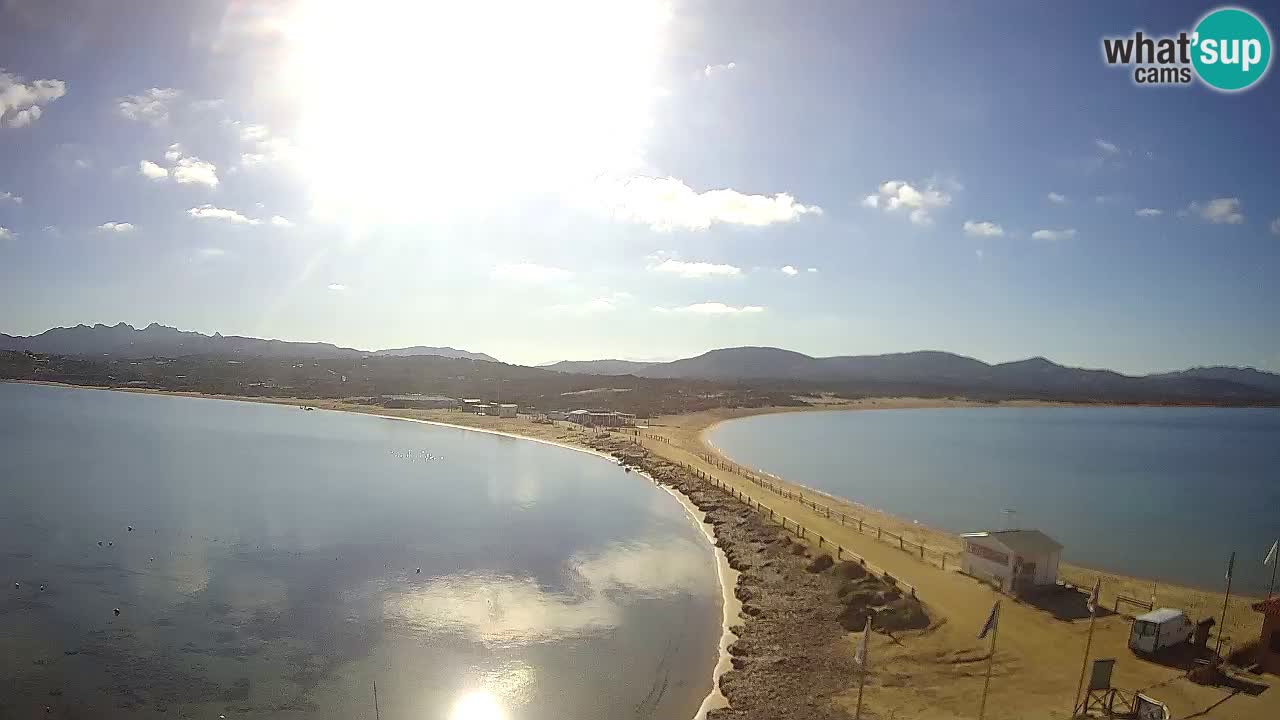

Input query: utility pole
[1215,552,1235,659]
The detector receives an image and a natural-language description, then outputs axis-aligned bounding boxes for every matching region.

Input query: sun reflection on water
[449,689,507,720]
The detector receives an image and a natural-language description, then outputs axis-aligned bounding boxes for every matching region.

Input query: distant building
[498,403,517,418]
[380,394,459,410]
[960,529,1062,594]
[547,411,569,421]
[482,404,499,416]
[462,398,483,413]
[1251,597,1280,675]
[473,403,492,415]
[565,410,636,428]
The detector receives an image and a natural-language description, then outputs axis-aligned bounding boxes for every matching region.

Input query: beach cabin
[1251,597,1280,675]
[498,404,517,418]
[960,529,1062,595]
[462,398,483,413]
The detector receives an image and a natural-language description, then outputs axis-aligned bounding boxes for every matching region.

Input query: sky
[1,0,1278,372]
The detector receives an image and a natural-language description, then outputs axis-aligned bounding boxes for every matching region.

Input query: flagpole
[1215,552,1235,659]
[854,616,870,720]
[1071,579,1101,718]
[854,663,867,720]
[978,602,1000,720]
[1268,540,1278,599]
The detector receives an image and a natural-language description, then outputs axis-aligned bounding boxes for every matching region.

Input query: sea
[709,406,1280,595]
[0,382,721,719]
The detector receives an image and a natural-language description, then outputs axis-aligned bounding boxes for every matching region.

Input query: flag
[978,600,1000,640]
[855,616,871,670]
[1226,551,1236,582]
[1087,577,1101,615]
[1266,540,1278,567]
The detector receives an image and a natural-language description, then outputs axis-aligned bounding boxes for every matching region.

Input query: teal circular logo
[1192,7,1272,91]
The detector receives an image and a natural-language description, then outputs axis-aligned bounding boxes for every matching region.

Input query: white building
[498,403,517,418]
[960,529,1062,594]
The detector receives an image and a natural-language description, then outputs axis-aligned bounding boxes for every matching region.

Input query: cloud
[187,204,259,225]
[596,176,821,231]
[0,226,14,241]
[1135,208,1163,217]
[807,267,818,273]
[962,220,1004,237]
[547,292,632,315]
[164,143,183,162]
[781,265,799,276]
[1271,218,1280,237]
[97,221,135,233]
[0,190,21,204]
[1095,139,1119,154]
[1031,228,1077,241]
[652,302,765,315]
[649,258,742,278]
[862,179,953,226]
[491,262,573,284]
[270,215,294,228]
[138,160,169,180]
[704,62,737,77]
[196,247,226,258]
[116,87,181,125]
[228,121,296,167]
[327,283,347,291]
[172,156,219,188]
[1047,192,1067,204]
[1185,197,1244,224]
[0,69,67,128]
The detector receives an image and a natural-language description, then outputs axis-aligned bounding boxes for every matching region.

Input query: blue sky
[1,0,1277,371]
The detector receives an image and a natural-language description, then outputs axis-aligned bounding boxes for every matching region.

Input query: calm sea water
[0,383,720,719]
[710,406,1280,595]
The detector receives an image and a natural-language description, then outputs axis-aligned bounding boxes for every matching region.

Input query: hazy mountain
[542,359,656,374]
[543,346,1280,402]
[0,323,496,362]
[373,346,498,362]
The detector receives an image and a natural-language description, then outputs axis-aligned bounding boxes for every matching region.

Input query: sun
[281,0,670,219]
[448,690,507,720]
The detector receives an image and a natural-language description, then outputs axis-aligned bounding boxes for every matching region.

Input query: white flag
[855,616,871,670]
[1087,577,1101,615]
[1266,540,1278,567]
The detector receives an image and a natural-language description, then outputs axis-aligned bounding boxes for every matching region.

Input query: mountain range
[4,324,1279,404]
[544,347,1280,402]
[0,323,498,362]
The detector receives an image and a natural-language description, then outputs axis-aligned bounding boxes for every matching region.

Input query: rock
[113,608,121,616]
[806,554,834,573]
[790,543,808,557]
[833,561,867,580]
[837,604,874,631]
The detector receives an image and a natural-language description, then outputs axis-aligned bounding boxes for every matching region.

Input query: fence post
[858,519,863,533]
[899,537,904,551]
[942,554,947,571]
[877,527,882,540]
[919,545,924,560]
[826,506,831,519]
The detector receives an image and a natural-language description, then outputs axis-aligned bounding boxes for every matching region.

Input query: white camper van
[1128,608,1194,654]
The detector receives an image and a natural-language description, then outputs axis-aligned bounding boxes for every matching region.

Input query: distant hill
[373,346,498,362]
[0,323,496,362]
[544,346,1280,403]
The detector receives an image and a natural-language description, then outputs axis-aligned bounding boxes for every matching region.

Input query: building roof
[962,529,1063,556]
[1252,597,1280,616]
[1136,608,1185,624]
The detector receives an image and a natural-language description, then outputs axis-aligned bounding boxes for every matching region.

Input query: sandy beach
[9,382,1278,718]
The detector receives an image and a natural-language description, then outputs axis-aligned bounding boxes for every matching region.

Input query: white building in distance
[960,529,1062,595]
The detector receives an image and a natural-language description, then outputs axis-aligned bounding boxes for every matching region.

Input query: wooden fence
[625,430,953,572]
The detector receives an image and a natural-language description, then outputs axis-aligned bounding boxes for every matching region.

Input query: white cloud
[704,61,737,77]
[491,262,572,284]
[196,247,226,258]
[1095,139,1119,154]
[1185,197,1244,224]
[1135,208,1163,217]
[270,215,294,228]
[547,292,632,315]
[116,87,181,125]
[962,220,1004,237]
[138,160,169,180]
[327,283,348,291]
[187,205,259,225]
[781,265,799,276]
[806,267,818,273]
[172,156,219,188]
[596,176,821,231]
[0,190,21,204]
[652,302,765,315]
[1047,192,1067,204]
[228,122,295,168]
[1031,228,1077,241]
[0,69,67,128]
[0,226,14,241]
[1271,218,1280,237]
[649,258,741,278]
[164,143,183,162]
[862,179,953,226]
[97,222,135,233]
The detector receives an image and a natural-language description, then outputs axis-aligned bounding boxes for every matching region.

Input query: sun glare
[282,0,670,218]
[449,690,508,720]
